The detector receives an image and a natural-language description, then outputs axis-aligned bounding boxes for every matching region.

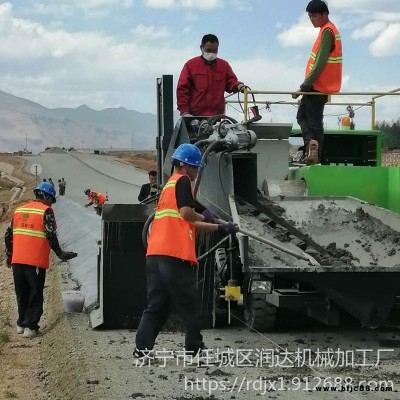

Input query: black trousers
[94,205,102,215]
[135,255,204,353]
[296,91,328,159]
[12,264,46,331]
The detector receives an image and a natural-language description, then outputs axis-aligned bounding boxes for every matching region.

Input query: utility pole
[131,131,134,155]
[25,132,28,155]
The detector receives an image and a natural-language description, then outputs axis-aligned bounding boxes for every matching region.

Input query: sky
[1,0,400,130]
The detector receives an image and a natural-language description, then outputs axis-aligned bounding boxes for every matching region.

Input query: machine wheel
[244,293,277,332]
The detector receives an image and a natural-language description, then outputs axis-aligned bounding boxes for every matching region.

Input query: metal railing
[225,88,400,129]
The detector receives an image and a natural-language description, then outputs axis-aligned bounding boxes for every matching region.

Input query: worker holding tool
[84,188,107,215]
[4,182,77,339]
[177,33,246,117]
[292,0,342,165]
[134,143,239,360]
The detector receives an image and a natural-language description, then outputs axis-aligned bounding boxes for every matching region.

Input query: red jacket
[177,56,241,116]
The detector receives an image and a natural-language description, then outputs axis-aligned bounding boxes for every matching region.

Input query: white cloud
[372,12,400,23]
[277,15,317,48]
[0,3,191,111]
[144,0,223,11]
[132,24,171,40]
[31,0,134,18]
[331,0,400,12]
[352,21,387,40]
[370,23,400,57]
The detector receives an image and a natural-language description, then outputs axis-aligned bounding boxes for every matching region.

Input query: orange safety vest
[89,191,106,206]
[146,172,197,263]
[12,201,51,269]
[305,21,342,94]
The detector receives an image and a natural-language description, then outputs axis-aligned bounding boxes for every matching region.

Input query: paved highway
[25,151,147,205]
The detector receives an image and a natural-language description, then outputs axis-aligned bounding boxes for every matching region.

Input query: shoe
[133,348,156,365]
[23,328,38,339]
[306,140,319,165]
[16,325,24,334]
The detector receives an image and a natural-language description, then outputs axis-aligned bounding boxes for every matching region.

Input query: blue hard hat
[34,182,57,203]
[172,143,202,167]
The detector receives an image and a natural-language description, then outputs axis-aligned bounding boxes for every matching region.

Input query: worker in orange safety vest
[84,188,107,215]
[292,0,342,165]
[134,143,239,361]
[4,182,77,339]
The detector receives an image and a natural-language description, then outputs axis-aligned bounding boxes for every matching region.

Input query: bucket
[62,291,85,313]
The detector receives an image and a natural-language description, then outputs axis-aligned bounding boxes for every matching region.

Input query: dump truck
[91,76,400,330]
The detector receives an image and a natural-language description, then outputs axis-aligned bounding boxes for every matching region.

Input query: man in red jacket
[177,34,246,117]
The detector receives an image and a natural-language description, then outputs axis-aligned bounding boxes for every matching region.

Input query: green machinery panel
[289,129,400,213]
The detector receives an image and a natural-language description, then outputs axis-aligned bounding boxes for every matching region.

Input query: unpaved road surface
[1,152,400,400]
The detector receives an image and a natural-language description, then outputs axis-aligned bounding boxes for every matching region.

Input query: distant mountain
[0,91,157,153]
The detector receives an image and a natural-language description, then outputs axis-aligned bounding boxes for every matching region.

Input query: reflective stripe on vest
[12,201,51,269]
[146,173,197,263]
[305,22,342,94]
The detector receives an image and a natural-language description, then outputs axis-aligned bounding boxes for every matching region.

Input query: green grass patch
[1,330,10,343]
[4,389,17,398]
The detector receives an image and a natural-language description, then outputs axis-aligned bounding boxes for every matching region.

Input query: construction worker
[134,143,239,360]
[4,182,77,338]
[84,189,107,215]
[58,179,66,196]
[177,34,246,117]
[292,0,342,165]
[138,170,158,203]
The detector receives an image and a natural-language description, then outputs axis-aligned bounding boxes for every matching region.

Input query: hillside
[0,91,157,153]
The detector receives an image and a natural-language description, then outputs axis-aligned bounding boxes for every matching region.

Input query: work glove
[59,251,78,261]
[6,255,11,268]
[237,83,245,93]
[218,222,239,235]
[202,209,216,223]
[84,204,90,207]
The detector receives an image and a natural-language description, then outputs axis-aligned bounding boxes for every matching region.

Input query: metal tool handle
[238,227,320,266]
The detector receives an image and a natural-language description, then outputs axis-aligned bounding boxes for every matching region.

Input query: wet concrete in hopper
[236,198,400,271]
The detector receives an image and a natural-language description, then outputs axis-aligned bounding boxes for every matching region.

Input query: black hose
[193,140,225,198]
[142,212,155,249]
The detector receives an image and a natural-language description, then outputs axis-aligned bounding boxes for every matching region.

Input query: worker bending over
[84,189,107,215]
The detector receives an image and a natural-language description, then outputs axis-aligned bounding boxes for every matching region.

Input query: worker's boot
[133,348,157,365]
[23,328,39,339]
[306,140,319,165]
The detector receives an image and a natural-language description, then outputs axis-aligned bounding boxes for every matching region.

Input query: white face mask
[202,52,217,62]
